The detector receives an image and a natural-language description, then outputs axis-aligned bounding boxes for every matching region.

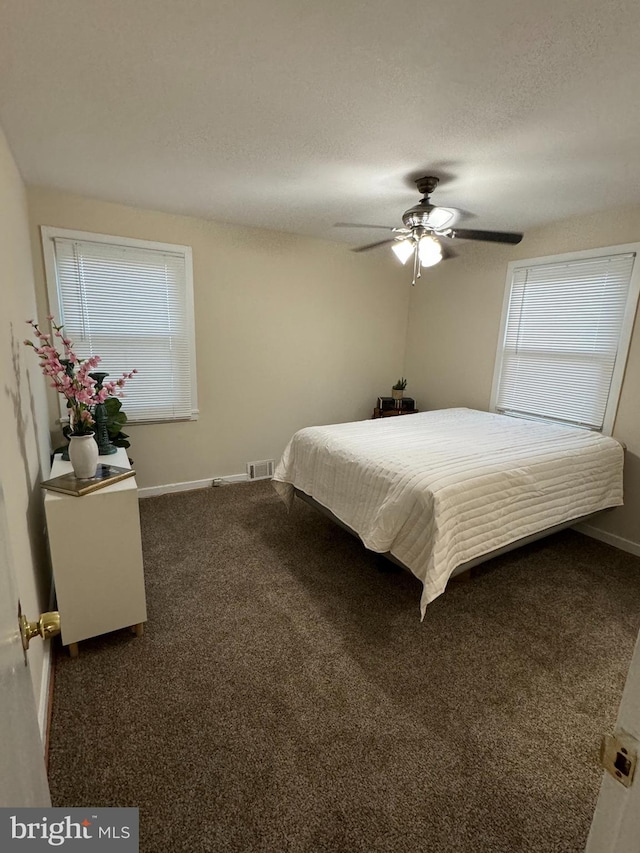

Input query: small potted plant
[392,377,407,401]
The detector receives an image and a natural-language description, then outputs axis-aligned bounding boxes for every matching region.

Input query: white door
[0,481,51,807]
[586,628,640,851]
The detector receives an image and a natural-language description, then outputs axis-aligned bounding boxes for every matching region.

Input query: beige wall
[0,127,52,708]
[404,207,640,549]
[27,188,410,490]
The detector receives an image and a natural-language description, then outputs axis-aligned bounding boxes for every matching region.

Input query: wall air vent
[247,459,275,480]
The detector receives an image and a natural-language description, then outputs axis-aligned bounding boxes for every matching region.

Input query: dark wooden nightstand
[372,407,420,418]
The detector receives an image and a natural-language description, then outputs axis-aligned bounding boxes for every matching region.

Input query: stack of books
[377,396,416,412]
[41,464,135,497]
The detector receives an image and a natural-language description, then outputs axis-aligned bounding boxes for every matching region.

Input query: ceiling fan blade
[334,222,393,231]
[450,228,523,245]
[351,239,396,253]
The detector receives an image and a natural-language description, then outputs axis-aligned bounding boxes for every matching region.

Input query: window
[491,244,640,434]
[41,227,198,423]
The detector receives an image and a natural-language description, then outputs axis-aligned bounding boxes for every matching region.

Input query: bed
[272,408,624,617]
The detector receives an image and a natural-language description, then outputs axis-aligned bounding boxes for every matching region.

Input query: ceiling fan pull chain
[412,243,420,286]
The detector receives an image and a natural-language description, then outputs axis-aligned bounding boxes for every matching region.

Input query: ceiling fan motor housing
[401,176,441,229]
[402,201,439,229]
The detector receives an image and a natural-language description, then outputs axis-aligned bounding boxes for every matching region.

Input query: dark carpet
[48,481,640,852]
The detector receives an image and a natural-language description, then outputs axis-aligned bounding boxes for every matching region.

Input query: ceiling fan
[336,176,523,285]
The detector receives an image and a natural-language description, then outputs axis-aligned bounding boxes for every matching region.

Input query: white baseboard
[216,474,252,485]
[38,640,52,748]
[573,521,640,558]
[139,473,249,498]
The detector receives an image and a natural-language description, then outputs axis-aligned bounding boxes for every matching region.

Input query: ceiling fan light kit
[391,238,415,264]
[418,236,442,267]
[340,175,524,285]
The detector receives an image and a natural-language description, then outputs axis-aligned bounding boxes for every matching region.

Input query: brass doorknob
[19,611,61,651]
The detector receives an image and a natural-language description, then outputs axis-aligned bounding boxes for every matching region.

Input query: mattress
[272,408,624,616]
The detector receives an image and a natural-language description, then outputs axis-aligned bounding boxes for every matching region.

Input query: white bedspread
[272,408,624,616]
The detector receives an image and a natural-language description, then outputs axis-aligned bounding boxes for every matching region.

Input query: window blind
[53,236,196,422]
[495,252,635,430]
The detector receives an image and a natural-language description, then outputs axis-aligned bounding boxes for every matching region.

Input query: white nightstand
[44,447,147,657]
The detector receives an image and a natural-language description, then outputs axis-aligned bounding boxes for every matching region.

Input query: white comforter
[272,408,623,616]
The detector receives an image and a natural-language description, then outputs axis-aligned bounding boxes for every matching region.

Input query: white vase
[68,433,99,479]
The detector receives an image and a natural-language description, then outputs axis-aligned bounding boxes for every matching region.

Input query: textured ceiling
[2,0,640,247]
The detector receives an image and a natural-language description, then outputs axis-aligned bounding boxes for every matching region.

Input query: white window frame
[490,242,640,435]
[41,226,199,424]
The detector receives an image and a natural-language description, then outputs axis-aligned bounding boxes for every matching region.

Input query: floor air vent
[247,459,275,480]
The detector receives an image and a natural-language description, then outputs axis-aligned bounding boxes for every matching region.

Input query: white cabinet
[44,447,147,656]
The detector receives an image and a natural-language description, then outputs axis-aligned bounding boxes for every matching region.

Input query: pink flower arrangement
[25,316,137,435]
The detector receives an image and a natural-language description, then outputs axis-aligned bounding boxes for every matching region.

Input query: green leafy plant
[392,377,407,390]
[104,397,131,449]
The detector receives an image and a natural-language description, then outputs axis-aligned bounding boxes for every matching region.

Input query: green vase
[90,372,117,456]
